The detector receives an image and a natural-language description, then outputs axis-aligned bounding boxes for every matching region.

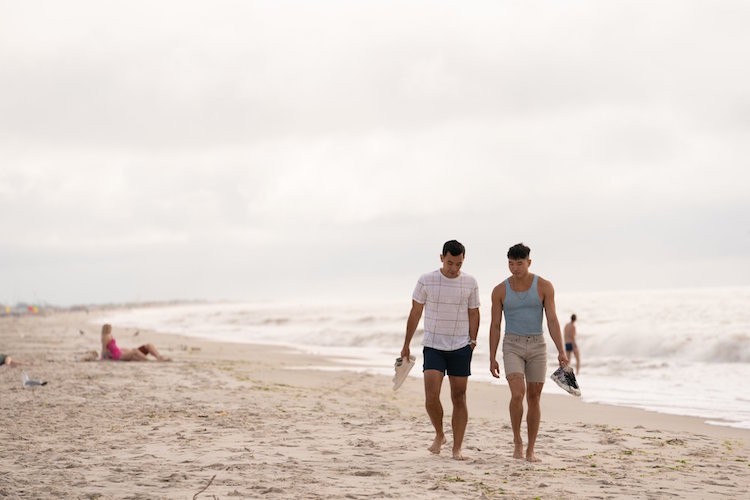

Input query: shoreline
[1,310,748,498]
[93,314,750,438]
[85,296,750,432]
[94,305,750,433]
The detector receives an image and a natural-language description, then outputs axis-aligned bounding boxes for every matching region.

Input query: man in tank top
[401,240,480,460]
[489,242,568,462]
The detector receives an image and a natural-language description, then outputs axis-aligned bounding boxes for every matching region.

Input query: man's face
[508,258,531,277]
[440,252,464,278]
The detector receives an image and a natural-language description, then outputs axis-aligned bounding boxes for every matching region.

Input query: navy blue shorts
[423,345,472,377]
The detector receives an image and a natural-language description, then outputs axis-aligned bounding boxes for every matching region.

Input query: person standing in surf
[489,242,567,462]
[564,314,581,375]
[401,240,480,460]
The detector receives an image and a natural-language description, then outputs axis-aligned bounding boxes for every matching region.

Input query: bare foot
[428,435,447,454]
[526,449,541,462]
[513,441,524,460]
[452,450,469,461]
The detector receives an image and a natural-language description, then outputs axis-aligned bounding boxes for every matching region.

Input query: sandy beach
[1,310,748,499]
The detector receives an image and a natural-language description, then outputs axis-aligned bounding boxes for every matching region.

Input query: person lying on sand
[100,323,171,362]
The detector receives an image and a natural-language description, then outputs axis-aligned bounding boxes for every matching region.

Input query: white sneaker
[392,355,416,391]
[550,366,580,396]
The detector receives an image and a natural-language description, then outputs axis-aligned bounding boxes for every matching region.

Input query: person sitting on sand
[100,323,171,361]
[0,353,23,367]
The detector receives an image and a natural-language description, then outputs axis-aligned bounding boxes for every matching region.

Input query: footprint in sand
[352,469,386,477]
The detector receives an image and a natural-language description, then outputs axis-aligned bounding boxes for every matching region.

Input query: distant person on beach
[401,240,480,460]
[564,314,580,375]
[489,242,568,462]
[0,353,23,367]
[100,324,171,361]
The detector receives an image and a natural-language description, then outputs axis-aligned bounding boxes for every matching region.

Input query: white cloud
[1,1,749,304]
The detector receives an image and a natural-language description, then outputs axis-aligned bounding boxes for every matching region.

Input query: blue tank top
[504,274,544,336]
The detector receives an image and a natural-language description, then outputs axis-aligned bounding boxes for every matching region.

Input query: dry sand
[1,310,749,499]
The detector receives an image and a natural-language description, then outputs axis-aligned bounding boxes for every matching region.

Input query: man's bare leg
[525,382,544,462]
[424,370,446,454]
[507,374,526,459]
[449,375,469,460]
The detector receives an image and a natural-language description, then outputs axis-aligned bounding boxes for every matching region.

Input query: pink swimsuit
[105,338,122,360]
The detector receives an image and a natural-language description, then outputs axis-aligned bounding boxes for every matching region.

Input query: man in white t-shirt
[401,240,480,460]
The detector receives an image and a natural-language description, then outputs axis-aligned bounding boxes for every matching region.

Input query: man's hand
[490,358,501,378]
[401,346,410,360]
[558,351,569,367]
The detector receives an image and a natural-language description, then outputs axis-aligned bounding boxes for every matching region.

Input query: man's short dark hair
[507,242,530,260]
[571,314,577,322]
[442,240,465,257]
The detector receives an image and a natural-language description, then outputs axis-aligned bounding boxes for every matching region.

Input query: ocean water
[99,286,750,429]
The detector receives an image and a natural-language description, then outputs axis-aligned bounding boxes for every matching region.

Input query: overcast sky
[1,1,749,306]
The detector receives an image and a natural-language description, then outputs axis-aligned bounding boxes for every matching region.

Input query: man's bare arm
[468,308,480,350]
[489,284,505,377]
[401,300,424,359]
[540,278,568,366]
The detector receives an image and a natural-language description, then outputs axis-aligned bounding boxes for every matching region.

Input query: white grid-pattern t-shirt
[413,269,480,351]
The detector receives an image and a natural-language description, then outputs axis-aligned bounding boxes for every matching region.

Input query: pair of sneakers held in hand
[551,365,581,397]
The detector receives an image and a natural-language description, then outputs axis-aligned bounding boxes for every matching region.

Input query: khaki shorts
[502,333,547,383]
